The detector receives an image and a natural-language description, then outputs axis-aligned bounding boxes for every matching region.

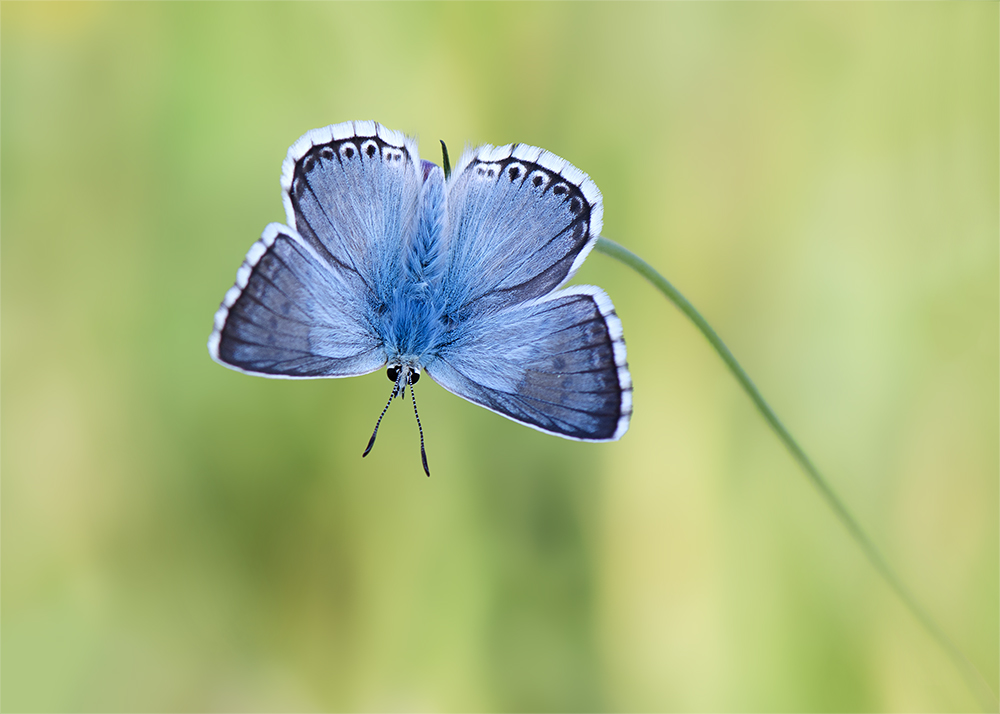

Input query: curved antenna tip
[362,432,377,458]
[409,370,431,477]
[440,139,451,179]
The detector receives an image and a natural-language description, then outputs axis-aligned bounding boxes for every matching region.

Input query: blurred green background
[2,2,997,711]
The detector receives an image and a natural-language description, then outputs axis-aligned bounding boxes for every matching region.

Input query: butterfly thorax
[377,283,445,368]
[405,162,447,287]
[379,161,451,369]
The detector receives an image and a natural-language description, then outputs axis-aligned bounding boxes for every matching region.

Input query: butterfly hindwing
[442,144,603,314]
[209,224,386,378]
[426,286,631,441]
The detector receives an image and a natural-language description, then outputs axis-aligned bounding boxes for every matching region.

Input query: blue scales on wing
[440,143,604,314]
[426,287,631,440]
[209,121,427,378]
[283,121,424,304]
[425,143,631,441]
[208,225,386,377]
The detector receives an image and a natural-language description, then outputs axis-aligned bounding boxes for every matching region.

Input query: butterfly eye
[386,366,420,384]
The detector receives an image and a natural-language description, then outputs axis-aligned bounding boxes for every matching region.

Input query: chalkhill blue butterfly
[209,121,632,475]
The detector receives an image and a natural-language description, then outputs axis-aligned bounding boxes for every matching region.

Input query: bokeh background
[2,2,996,711]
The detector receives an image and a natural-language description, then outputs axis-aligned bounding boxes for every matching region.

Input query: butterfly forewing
[442,144,603,314]
[282,121,423,299]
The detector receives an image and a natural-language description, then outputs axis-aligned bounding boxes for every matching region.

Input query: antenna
[362,369,404,458]
[409,371,430,476]
[440,140,451,179]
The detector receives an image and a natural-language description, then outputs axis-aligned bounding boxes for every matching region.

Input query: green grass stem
[595,235,998,712]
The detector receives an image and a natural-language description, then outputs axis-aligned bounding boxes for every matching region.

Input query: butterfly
[208,121,632,475]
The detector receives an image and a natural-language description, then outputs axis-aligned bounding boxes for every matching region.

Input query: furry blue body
[377,161,448,371]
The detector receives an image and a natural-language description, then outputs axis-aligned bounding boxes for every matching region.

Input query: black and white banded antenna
[409,373,430,477]
[362,368,405,459]
[362,366,431,477]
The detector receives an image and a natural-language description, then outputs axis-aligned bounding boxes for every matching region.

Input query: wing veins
[443,360,619,416]
[238,281,316,330]
[263,245,368,323]
[259,249,333,310]
[518,394,620,417]
[465,218,583,305]
[537,343,613,360]
[220,334,317,355]
[296,176,375,293]
[492,214,586,291]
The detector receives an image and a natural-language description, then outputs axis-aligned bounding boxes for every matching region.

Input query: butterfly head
[386,364,420,385]
[362,362,430,476]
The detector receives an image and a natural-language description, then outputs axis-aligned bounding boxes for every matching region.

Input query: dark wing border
[280,120,419,237]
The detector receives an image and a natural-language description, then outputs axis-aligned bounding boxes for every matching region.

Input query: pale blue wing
[208,224,386,378]
[425,286,631,440]
[281,121,423,301]
[441,143,603,314]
